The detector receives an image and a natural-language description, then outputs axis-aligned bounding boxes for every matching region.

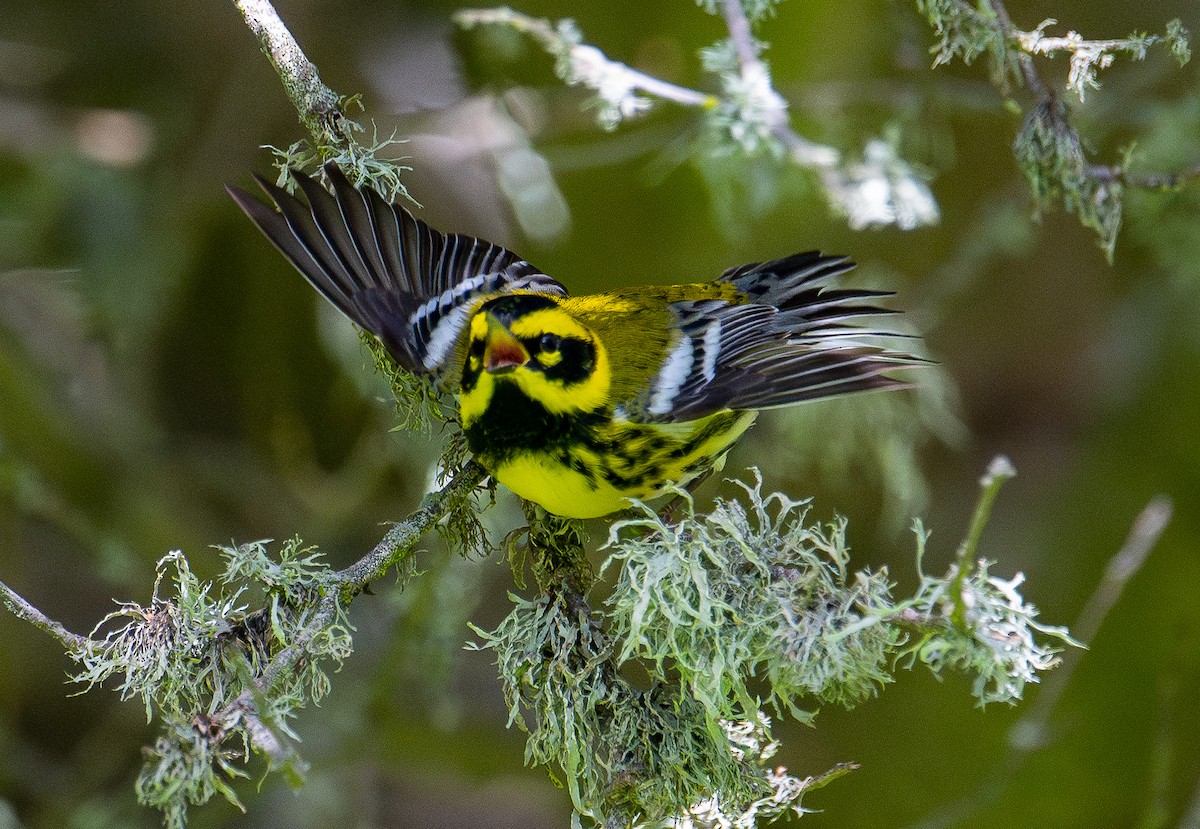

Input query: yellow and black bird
[229,165,919,518]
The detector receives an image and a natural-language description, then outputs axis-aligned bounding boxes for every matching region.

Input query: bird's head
[458,293,611,426]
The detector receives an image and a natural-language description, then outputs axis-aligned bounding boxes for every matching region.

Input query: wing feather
[633,252,921,421]
[228,163,565,375]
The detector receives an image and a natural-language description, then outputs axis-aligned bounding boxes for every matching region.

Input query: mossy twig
[950,455,1016,630]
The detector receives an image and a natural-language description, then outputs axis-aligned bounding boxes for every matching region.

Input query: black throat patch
[464,381,605,466]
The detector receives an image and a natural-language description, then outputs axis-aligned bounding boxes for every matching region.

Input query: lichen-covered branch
[232,0,409,198]
[470,463,1075,827]
[917,0,1193,256]
[1,459,488,828]
[233,0,345,147]
[0,577,93,656]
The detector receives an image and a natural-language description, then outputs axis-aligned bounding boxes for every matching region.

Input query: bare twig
[1180,770,1200,829]
[1008,496,1172,752]
[719,0,768,87]
[804,761,861,793]
[456,8,715,109]
[982,0,1050,98]
[1074,498,1171,640]
[1088,162,1200,190]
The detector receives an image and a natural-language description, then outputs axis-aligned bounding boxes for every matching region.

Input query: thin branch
[720,0,768,86]
[949,455,1016,629]
[1076,497,1172,641]
[0,577,93,656]
[717,0,827,161]
[1007,495,1172,751]
[620,66,716,108]
[1180,768,1200,829]
[232,0,348,148]
[458,7,844,180]
[804,761,861,793]
[982,0,1050,98]
[457,8,714,110]
[1088,162,1200,190]
[1,0,512,814]
[336,460,487,593]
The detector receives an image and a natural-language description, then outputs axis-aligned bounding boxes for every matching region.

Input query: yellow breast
[489,410,757,518]
[493,453,634,518]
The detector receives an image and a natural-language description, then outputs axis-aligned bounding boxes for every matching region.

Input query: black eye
[539,333,561,353]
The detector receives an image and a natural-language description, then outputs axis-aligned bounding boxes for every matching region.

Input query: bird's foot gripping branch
[0,456,1076,828]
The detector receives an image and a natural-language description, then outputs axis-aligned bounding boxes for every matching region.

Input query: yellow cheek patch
[458,374,493,427]
[515,338,611,415]
[468,311,489,341]
[502,306,613,415]
[459,304,615,420]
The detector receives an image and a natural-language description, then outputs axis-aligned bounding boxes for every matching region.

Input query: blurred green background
[1,0,1198,827]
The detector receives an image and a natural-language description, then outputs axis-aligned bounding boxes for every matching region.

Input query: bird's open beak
[483,315,529,375]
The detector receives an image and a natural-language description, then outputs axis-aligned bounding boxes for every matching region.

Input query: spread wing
[633,251,921,422]
[227,163,565,375]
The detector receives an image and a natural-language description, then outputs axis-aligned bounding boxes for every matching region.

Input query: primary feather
[228,166,564,376]
[229,164,921,518]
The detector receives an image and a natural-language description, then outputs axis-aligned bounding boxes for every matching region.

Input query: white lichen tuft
[566,43,655,128]
[828,139,941,231]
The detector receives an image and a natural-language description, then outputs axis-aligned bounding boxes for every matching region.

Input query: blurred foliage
[1,0,1199,828]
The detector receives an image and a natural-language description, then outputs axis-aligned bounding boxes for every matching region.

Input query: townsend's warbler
[229,165,920,518]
